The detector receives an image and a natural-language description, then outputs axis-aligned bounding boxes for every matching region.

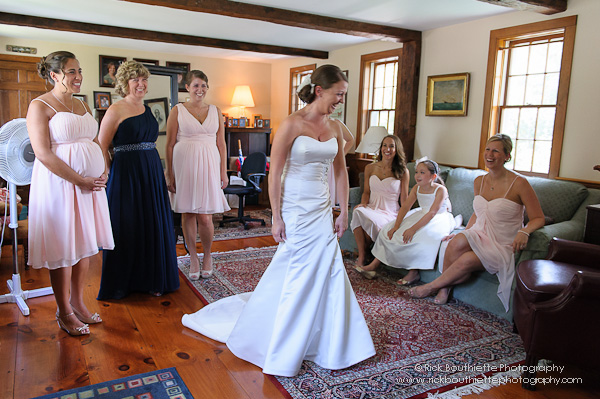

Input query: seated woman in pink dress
[350,135,409,267]
[409,134,545,310]
[165,70,229,280]
[27,51,114,336]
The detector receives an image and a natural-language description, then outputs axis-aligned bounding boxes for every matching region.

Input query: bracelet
[518,229,530,237]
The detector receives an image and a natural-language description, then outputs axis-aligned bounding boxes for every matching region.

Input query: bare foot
[398,270,420,286]
[434,288,450,305]
[408,284,435,299]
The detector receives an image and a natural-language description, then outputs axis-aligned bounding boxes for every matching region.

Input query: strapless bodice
[282,136,338,182]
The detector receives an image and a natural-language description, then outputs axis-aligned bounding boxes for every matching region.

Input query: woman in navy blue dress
[97,61,179,299]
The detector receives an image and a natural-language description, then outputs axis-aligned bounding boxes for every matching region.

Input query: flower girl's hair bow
[415,156,440,175]
[297,75,315,94]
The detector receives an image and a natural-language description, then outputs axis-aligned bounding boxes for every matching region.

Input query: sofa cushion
[445,168,487,225]
[525,176,588,224]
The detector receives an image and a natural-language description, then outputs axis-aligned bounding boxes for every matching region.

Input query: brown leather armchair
[513,238,600,390]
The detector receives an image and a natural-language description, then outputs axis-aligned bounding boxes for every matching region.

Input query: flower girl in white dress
[355,159,455,290]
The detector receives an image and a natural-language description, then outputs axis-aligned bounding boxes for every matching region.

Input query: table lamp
[231,85,255,120]
[355,126,390,154]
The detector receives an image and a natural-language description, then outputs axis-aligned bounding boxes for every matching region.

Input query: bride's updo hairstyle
[297,64,348,105]
[115,61,150,97]
[37,51,76,86]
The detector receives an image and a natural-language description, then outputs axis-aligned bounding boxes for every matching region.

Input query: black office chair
[220,152,267,230]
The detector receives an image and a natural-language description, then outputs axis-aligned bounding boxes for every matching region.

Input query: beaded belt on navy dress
[113,142,156,152]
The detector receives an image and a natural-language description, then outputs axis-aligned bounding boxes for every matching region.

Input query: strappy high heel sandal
[189,256,201,280]
[56,313,90,336]
[71,306,102,324]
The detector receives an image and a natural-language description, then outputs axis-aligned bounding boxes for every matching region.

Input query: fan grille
[0,118,34,186]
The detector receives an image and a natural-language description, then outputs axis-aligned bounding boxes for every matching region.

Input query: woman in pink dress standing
[351,135,409,267]
[26,51,114,336]
[165,70,229,280]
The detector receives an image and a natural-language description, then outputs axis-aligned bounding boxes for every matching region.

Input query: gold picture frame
[425,72,470,116]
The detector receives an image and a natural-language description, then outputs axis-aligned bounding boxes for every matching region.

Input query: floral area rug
[178,247,525,399]
[176,208,272,243]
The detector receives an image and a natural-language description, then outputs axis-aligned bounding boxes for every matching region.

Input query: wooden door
[0,54,47,126]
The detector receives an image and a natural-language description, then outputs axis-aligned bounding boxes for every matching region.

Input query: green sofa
[340,162,600,320]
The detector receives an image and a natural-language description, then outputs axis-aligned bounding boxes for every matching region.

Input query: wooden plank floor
[1,237,598,398]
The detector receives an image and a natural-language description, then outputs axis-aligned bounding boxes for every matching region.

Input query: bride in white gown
[182,65,375,377]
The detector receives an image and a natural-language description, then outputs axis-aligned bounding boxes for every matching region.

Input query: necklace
[51,91,74,113]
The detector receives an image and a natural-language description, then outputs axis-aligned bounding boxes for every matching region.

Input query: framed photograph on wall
[133,58,159,66]
[329,70,348,123]
[93,91,112,110]
[166,61,191,92]
[425,72,470,116]
[144,97,169,135]
[99,55,126,88]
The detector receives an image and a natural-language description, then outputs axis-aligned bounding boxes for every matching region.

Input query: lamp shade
[355,126,390,153]
[231,85,255,107]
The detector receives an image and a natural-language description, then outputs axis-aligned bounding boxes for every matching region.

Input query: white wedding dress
[182,135,375,377]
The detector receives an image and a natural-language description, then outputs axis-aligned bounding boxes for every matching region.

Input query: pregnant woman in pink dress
[165,70,229,280]
[27,51,114,336]
[351,135,409,267]
[409,134,545,310]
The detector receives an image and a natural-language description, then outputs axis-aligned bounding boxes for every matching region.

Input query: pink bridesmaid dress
[28,99,114,269]
[170,103,230,214]
[350,175,401,241]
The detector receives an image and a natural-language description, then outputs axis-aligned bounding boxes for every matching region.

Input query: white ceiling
[0,0,514,62]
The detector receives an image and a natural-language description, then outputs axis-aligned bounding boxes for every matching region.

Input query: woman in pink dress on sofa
[409,134,545,310]
[351,135,409,267]
[165,70,229,281]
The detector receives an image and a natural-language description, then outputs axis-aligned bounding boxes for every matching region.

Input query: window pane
[384,63,395,87]
[500,108,519,135]
[509,46,529,76]
[528,43,548,74]
[536,108,555,140]
[373,88,383,109]
[532,140,551,174]
[542,72,559,105]
[388,112,395,133]
[379,111,389,129]
[383,87,394,109]
[547,42,563,73]
[525,74,544,105]
[517,108,537,140]
[370,111,379,127]
[375,64,385,87]
[514,139,534,171]
[506,76,526,105]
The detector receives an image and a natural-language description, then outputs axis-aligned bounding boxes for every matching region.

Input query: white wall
[416,0,600,182]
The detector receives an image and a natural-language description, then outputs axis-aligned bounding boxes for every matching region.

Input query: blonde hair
[487,134,513,163]
[114,61,150,97]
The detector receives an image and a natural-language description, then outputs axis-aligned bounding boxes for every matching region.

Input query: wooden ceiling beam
[120,0,422,43]
[476,0,567,15]
[0,12,329,59]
